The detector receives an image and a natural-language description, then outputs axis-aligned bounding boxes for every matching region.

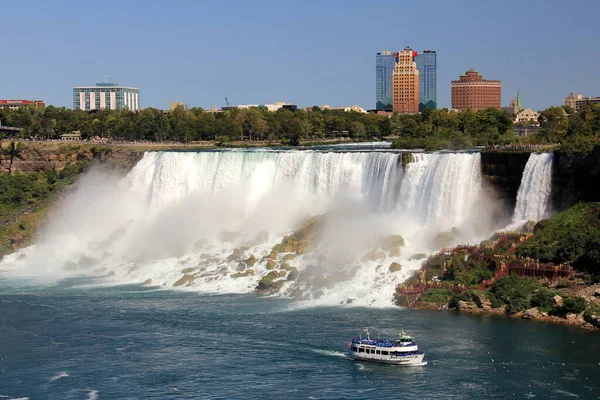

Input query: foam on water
[48,372,69,382]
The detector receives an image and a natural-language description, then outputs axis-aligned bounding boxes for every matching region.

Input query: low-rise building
[0,100,45,110]
[514,108,540,124]
[320,105,368,113]
[565,93,600,112]
[61,131,82,141]
[451,69,501,111]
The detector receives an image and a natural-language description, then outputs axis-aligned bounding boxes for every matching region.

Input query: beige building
[565,93,600,112]
[514,108,540,124]
[392,48,419,114]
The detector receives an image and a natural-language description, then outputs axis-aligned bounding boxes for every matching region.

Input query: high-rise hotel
[392,47,419,114]
[376,48,436,113]
[414,50,437,111]
[73,82,140,111]
[376,51,397,111]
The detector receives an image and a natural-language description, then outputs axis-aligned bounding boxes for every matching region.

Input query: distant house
[61,131,82,142]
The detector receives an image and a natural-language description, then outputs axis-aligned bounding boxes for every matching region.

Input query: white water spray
[1,150,491,306]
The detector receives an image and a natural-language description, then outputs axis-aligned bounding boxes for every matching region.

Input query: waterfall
[0,149,489,307]
[513,153,554,223]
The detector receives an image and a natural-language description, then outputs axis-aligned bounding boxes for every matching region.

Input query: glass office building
[415,50,437,111]
[376,51,397,111]
[72,83,140,111]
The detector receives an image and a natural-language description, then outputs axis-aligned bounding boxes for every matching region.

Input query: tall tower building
[451,69,501,111]
[73,82,140,111]
[376,51,397,111]
[415,50,437,111]
[392,47,419,114]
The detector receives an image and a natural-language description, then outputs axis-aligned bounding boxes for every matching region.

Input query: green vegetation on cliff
[0,159,92,255]
[516,202,600,277]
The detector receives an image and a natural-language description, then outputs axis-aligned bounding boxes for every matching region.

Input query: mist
[0,149,525,306]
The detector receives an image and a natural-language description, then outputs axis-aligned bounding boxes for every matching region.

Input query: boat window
[381,351,388,355]
[366,349,371,354]
[376,350,381,355]
[352,346,357,352]
[358,348,365,353]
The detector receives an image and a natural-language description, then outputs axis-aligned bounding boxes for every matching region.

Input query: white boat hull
[351,352,425,366]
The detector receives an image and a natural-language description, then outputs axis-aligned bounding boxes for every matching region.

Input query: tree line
[0,103,599,152]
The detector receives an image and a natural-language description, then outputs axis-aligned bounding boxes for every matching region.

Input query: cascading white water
[0,149,489,307]
[512,153,554,223]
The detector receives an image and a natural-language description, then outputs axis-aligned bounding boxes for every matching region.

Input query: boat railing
[351,337,417,348]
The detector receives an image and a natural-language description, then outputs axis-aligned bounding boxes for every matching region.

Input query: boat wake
[310,349,351,359]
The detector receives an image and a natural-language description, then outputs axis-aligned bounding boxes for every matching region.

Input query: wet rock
[584,311,600,329]
[435,231,455,248]
[361,249,386,262]
[236,261,247,272]
[253,231,269,245]
[245,254,257,267]
[286,267,299,281]
[268,250,279,260]
[227,248,243,262]
[282,254,295,262]
[382,234,405,247]
[389,247,402,257]
[106,271,116,277]
[181,267,194,274]
[455,300,479,313]
[521,220,536,233]
[17,253,26,260]
[173,274,194,287]
[381,235,405,256]
[199,253,211,260]
[257,271,286,291]
[232,269,255,278]
[78,256,100,269]
[388,262,402,273]
[410,253,427,260]
[266,259,277,270]
[522,308,541,319]
[143,279,152,285]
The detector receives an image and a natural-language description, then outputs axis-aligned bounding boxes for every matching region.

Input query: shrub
[530,287,556,310]
[487,274,542,315]
[420,288,453,303]
[550,296,587,317]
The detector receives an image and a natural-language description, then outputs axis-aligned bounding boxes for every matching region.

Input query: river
[1,279,599,399]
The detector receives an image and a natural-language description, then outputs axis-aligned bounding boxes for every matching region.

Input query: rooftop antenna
[105,72,109,83]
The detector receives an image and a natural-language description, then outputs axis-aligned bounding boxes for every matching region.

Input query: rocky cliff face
[552,147,600,211]
[480,151,531,225]
[0,142,143,174]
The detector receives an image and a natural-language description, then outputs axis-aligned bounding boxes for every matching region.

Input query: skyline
[2,0,599,111]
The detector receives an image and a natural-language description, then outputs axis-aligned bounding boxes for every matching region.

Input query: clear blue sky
[2,0,599,111]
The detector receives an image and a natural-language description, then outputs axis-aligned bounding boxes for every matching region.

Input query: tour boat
[348,329,426,366]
